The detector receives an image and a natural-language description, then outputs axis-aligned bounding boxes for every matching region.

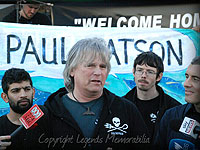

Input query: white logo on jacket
[150,111,159,123]
[150,113,157,123]
[104,117,128,135]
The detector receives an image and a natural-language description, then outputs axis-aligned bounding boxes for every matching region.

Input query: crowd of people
[0,36,199,150]
[0,2,200,149]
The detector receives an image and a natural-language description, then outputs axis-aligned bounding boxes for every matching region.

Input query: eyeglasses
[135,69,157,76]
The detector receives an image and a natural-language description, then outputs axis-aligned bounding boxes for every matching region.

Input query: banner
[0,3,199,28]
[53,3,200,28]
[0,22,199,116]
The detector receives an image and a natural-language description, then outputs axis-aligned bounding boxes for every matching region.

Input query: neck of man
[19,9,30,20]
[7,109,23,125]
[194,103,200,113]
[69,89,103,103]
[137,86,159,100]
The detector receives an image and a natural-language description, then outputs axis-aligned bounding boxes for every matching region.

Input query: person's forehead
[136,64,157,70]
[84,53,105,61]
[9,81,31,90]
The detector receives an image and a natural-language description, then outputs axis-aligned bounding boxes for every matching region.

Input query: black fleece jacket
[0,105,50,150]
[44,87,150,150]
[123,85,181,142]
[2,10,51,25]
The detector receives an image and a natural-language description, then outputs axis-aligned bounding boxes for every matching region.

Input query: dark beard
[9,98,33,114]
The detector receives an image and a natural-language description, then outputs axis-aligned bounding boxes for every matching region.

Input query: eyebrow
[192,76,200,79]
[10,86,32,91]
[185,73,200,79]
[136,67,155,71]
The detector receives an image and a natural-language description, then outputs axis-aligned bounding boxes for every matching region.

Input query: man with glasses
[123,51,181,148]
[2,3,51,25]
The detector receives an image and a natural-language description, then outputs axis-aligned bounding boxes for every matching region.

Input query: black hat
[25,0,42,4]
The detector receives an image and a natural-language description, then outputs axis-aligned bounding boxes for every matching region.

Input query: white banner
[0,22,198,78]
[0,22,199,116]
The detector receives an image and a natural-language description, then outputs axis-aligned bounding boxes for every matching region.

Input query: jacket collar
[124,85,164,103]
[44,87,116,118]
[184,103,199,117]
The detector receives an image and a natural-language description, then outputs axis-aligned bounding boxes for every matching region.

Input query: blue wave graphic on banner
[1,26,199,117]
[0,71,186,117]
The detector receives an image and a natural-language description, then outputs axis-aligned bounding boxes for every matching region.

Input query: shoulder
[111,93,139,115]
[45,87,67,103]
[163,104,187,119]
[36,105,50,130]
[123,87,136,100]
[158,104,188,133]
[0,115,8,128]
[34,13,51,25]
[0,115,7,134]
[116,95,137,108]
[35,13,49,19]
[0,115,7,121]
[38,105,49,119]
[157,85,182,106]
[104,88,138,109]
[164,93,181,105]
[2,10,16,22]
[38,105,48,113]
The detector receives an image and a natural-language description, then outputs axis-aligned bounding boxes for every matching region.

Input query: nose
[141,71,147,78]
[20,89,28,98]
[30,8,37,14]
[93,67,101,75]
[184,77,191,88]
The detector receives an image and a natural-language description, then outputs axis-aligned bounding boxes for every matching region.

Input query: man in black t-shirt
[123,52,181,149]
[0,68,49,150]
[2,3,51,25]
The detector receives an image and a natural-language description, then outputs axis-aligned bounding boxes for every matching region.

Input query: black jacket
[44,87,150,150]
[0,105,50,150]
[154,103,200,150]
[123,85,181,141]
[2,10,51,25]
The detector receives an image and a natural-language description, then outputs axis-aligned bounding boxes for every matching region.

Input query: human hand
[0,136,11,150]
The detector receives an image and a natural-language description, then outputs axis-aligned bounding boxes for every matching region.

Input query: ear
[132,68,135,77]
[70,68,75,77]
[156,72,163,82]
[32,88,36,99]
[1,93,9,103]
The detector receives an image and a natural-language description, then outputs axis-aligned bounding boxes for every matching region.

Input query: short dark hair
[133,51,164,83]
[191,56,200,65]
[2,68,33,94]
